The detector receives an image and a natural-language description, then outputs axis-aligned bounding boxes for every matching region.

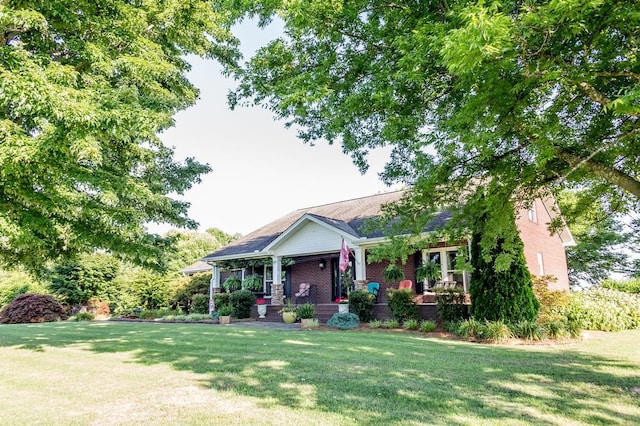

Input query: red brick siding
[516,200,570,291]
[290,258,334,303]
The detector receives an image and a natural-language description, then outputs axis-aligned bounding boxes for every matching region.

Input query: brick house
[202,190,574,320]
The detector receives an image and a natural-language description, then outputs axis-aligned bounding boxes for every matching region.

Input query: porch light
[319,259,326,270]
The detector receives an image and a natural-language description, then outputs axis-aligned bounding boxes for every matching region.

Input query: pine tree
[468,190,539,322]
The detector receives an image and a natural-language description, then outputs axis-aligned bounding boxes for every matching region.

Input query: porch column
[353,247,366,281]
[353,247,368,290]
[209,263,221,314]
[271,256,284,306]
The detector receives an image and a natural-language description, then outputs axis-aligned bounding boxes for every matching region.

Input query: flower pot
[219,315,231,325]
[282,311,296,324]
[301,318,319,329]
[257,304,267,318]
[338,304,349,314]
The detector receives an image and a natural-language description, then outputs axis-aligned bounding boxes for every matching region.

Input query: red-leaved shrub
[87,297,110,319]
[0,293,67,324]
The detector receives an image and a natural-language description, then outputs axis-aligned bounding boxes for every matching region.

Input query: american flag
[339,238,351,272]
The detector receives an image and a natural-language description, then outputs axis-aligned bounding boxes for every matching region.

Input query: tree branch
[557,148,640,198]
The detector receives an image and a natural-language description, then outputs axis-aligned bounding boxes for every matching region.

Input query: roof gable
[204,190,405,260]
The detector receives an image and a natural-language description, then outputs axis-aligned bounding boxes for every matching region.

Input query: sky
[154,20,398,236]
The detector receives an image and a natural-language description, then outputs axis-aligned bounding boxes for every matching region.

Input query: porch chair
[294,283,317,304]
[398,280,413,290]
[367,282,380,299]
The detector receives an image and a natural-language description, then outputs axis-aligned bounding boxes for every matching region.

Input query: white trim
[264,214,358,251]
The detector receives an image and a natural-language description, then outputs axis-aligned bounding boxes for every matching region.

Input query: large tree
[0,1,238,271]
[228,0,639,263]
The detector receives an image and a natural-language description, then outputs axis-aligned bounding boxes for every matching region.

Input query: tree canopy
[228,0,639,260]
[0,0,238,271]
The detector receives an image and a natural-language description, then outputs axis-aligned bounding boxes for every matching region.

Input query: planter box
[301,318,319,329]
[219,315,231,325]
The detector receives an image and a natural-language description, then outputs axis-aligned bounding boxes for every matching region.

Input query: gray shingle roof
[204,191,406,260]
[203,190,451,260]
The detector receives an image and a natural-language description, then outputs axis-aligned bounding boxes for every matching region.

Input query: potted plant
[280,300,297,324]
[383,264,405,283]
[297,303,318,328]
[242,274,263,292]
[416,260,441,293]
[335,296,349,313]
[222,275,242,293]
[256,298,268,318]
[217,304,233,325]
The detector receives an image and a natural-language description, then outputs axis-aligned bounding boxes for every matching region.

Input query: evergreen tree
[468,188,539,323]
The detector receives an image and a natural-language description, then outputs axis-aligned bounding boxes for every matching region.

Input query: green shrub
[566,319,582,339]
[185,313,211,321]
[170,272,210,311]
[403,318,420,330]
[217,305,233,316]
[382,319,400,329]
[348,289,376,322]
[484,320,512,343]
[0,270,47,308]
[457,319,486,340]
[0,293,68,324]
[138,309,171,319]
[435,288,468,322]
[327,312,360,330]
[296,303,315,319]
[543,320,568,340]
[230,289,255,319]
[420,320,437,332]
[174,314,187,321]
[369,319,383,329]
[386,289,419,322]
[512,320,546,341]
[190,293,209,314]
[443,321,460,333]
[562,288,640,331]
[601,278,640,294]
[71,312,95,321]
[532,275,572,323]
[213,293,231,309]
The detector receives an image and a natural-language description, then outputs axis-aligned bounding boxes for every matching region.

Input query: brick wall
[516,199,570,290]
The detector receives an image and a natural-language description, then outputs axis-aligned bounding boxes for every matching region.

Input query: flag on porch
[339,238,351,272]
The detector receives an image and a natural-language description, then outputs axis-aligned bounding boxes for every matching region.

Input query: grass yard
[0,322,638,426]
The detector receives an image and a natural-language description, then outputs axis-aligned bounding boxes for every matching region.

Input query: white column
[272,256,282,287]
[353,247,366,281]
[271,256,284,305]
[209,263,220,314]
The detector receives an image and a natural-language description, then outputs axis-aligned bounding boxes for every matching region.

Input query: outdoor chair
[398,280,413,290]
[367,282,380,299]
[294,283,317,304]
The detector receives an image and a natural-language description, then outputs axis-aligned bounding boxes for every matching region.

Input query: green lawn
[0,322,638,425]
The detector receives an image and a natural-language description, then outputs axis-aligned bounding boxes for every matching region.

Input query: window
[423,247,469,292]
[264,265,272,296]
[263,265,287,297]
[528,202,538,223]
[537,252,545,275]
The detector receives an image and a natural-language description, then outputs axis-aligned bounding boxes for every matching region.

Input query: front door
[331,257,355,301]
